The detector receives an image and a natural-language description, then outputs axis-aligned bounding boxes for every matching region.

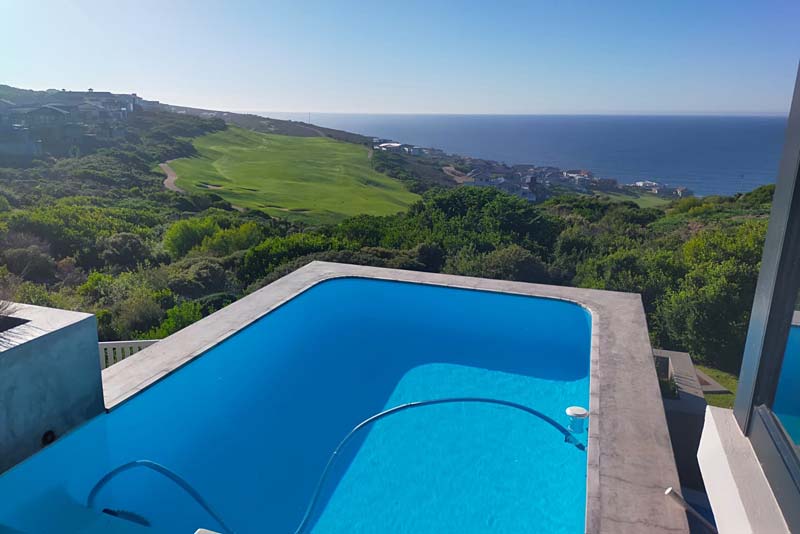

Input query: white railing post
[98,340,158,369]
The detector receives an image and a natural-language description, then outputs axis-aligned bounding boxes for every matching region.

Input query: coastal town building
[0,90,143,161]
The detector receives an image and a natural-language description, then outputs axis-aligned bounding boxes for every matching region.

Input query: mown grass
[696,364,739,408]
[169,127,419,224]
[593,189,672,209]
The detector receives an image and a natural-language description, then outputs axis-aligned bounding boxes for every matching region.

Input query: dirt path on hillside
[442,165,472,184]
[160,162,184,193]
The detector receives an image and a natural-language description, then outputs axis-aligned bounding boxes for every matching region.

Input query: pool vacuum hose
[87,397,585,534]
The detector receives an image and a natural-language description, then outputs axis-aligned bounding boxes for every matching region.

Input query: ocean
[253,113,787,197]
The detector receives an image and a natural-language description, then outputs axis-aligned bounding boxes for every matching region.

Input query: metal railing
[98,340,158,369]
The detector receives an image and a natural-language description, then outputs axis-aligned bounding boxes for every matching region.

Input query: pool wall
[99,261,687,534]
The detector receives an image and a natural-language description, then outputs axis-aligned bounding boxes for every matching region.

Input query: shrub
[479,245,548,283]
[656,260,757,372]
[144,301,203,339]
[445,244,547,283]
[241,233,351,282]
[168,258,229,298]
[100,232,150,270]
[3,246,56,283]
[114,291,165,338]
[78,271,115,300]
[163,217,220,258]
[670,196,704,214]
[412,243,445,272]
[738,184,775,207]
[199,222,265,256]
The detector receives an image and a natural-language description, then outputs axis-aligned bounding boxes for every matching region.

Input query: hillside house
[24,105,71,127]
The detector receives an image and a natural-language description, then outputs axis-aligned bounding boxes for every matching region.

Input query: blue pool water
[0,278,591,533]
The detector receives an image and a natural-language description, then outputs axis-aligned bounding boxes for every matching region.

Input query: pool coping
[102,261,688,534]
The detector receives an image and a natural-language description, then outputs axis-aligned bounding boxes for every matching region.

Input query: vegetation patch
[0,102,777,385]
[169,127,419,224]
[696,364,739,408]
[592,189,672,209]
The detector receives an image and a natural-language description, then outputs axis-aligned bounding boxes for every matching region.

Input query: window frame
[734,62,800,531]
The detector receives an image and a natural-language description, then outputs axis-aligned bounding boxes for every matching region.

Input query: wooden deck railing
[98,340,158,369]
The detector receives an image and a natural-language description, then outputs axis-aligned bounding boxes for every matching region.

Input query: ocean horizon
[251,112,787,197]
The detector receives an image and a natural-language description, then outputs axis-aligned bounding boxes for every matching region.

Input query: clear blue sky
[2,0,799,114]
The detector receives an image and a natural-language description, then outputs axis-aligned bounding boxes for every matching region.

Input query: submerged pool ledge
[102,261,688,534]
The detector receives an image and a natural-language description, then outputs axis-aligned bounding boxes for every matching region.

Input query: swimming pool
[0,277,591,533]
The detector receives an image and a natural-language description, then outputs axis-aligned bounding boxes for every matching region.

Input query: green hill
[168,127,419,224]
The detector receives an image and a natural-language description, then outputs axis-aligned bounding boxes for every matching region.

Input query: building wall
[0,305,104,473]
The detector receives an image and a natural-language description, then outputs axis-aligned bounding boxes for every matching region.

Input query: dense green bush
[8,203,156,266]
[445,244,547,283]
[3,246,56,283]
[114,291,165,337]
[144,301,203,339]
[100,232,151,271]
[163,217,220,258]
[651,221,766,371]
[242,233,352,282]
[168,258,229,298]
[199,222,265,256]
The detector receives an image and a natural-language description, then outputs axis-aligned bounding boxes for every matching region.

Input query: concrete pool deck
[102,261,688,534]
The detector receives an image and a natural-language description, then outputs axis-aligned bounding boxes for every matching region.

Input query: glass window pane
[773,311,800,444]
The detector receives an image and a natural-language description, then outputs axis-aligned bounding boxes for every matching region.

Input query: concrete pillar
[0,303,103,473]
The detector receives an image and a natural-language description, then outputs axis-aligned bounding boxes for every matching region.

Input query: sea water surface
[256,113,787,197]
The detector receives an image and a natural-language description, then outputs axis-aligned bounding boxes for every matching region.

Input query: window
[773,313,800,445]
[734,63,800,531]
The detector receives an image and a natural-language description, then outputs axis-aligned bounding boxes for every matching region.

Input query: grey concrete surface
[695,367,730,394]
[102,261,688,534]
[0,303,103,473]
